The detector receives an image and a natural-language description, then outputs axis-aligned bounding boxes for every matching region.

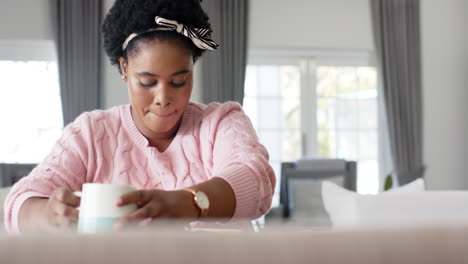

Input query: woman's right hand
[41,187,81,232]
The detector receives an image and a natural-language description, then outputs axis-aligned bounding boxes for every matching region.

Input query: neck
[130,106,183,146]
[149,118,182,142]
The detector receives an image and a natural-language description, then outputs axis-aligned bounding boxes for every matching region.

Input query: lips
[149,111,176,118]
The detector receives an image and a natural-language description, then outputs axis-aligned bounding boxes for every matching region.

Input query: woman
[4,0,275,233]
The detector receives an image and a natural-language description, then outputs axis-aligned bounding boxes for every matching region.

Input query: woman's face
[119,38,193,141]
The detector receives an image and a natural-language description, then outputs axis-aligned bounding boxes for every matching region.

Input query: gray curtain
[50,0,102,125]
[201,0,248,104]
[371,0,425,185]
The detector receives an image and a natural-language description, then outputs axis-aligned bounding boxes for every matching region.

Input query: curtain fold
[201,0,248,104]
[371,0,425,185]
[50,0,102,125]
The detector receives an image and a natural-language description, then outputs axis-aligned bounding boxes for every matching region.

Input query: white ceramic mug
[74,183,137,234]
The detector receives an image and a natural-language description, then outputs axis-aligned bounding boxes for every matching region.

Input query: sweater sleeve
[3,114,90,233]
[210,103,276,219]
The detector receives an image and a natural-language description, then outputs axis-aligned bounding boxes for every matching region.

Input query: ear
[118,57,128,76]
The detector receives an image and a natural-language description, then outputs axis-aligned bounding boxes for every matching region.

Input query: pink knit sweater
[4,102,275,233]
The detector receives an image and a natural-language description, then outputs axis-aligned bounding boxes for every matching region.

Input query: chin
[150,120,177,133]
[144,111,183,133]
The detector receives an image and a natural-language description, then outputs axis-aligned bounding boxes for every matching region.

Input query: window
[244,64,302,206]
[243,51,379,206]
[0,60,63,163]
[316,67,378,194]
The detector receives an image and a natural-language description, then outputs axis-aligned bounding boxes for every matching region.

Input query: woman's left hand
[113,189,198,230]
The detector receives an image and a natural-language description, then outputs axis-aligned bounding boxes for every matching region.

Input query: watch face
[195,191,210,209]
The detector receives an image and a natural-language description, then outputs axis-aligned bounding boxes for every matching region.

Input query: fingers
[126,205,153,219]
[117,204,155,224]
[138,217,153,227]
[52,201,79,221]
[114,202,161,230]
[53,187,80,207]
[117,190,151,207]
[54,211,78,231]
[48,215,78,234]
[44,187,80,233]
[44,206,78,233]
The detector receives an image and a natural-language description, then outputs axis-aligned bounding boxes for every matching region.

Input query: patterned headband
[121,16,219,51]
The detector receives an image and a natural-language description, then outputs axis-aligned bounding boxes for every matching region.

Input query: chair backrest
[279,158,357,220]
[0,163,37,187]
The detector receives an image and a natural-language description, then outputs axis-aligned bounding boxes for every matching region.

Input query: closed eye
[171,81,186,88]
[140,81,156,88]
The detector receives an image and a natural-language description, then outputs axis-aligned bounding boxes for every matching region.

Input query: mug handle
[73,191,81,211]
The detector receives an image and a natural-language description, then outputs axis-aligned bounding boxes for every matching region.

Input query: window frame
[247,48,387,194]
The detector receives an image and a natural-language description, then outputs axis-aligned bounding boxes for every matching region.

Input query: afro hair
[101,0,212,73]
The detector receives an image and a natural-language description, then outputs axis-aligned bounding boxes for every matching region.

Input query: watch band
[184,188,209,218]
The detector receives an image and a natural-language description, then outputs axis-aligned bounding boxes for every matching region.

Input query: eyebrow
[137,69,190,77]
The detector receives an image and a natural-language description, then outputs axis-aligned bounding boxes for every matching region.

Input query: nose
[153,84,172,109]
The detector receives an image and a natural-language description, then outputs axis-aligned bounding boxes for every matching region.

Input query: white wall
[0,0,52,40]
[249,0,373,50]
[0,0,55,60]
[421,0,468,189]
[100,0,127,108]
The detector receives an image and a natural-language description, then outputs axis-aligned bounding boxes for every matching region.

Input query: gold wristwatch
[184,188,210,218]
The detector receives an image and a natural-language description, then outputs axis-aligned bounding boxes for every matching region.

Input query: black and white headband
[121,16,219,51]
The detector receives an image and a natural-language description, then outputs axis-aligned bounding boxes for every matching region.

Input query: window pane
[282,98,300,130]
[270,162,281,206]
[337,67,359,94]
[258,98,282,129]
[258,130,282,162]
[357,67,377,91]
[317,66,378,194]
[244,65,258,97]
[258,66,281,97]
[317,98,336,130]
[281,66,300,98]
[243,63,302,207]
[336,99,357,129]
[282,129,302,161]
[0,61,63,163]
[358,99,377,129]
[336,131,358,159]
[318,129,336,157]
[243,96,258,128]
[317,67,338,97]
[358,131,378,160]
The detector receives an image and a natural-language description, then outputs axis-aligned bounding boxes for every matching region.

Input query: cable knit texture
[4,102,275,233]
